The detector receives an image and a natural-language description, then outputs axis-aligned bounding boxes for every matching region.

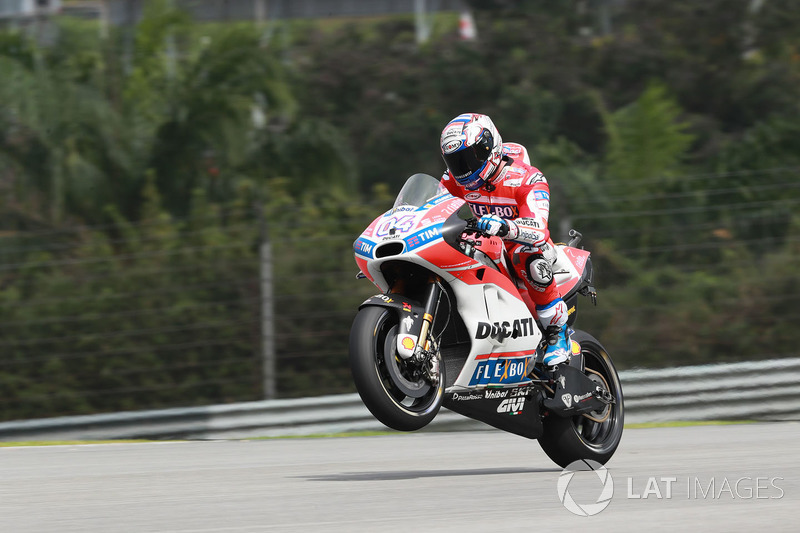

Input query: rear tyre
[538,330,624,467]
[349,306,444,431]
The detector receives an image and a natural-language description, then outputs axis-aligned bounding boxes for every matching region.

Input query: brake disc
[582,368,612,423]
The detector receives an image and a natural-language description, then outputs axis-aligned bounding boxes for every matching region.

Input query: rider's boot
[541,324,577,411]
[534,298,571,394]
[536,298,571,368]
[543,324,571,368]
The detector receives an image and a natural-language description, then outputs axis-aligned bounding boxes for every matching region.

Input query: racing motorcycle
[350,173,623,467]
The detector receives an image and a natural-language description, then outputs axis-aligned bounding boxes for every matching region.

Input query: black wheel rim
[372,310,443,416]
[571,345,624,452]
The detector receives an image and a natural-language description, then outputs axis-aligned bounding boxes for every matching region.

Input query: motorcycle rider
[438,112,571,372]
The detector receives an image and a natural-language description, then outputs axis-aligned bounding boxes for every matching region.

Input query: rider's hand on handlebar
[476,215,516,238]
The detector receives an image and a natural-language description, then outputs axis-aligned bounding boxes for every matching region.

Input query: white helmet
[440,113,503,190]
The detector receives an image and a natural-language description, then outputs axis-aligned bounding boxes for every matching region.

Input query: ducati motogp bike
[350,173,623,467]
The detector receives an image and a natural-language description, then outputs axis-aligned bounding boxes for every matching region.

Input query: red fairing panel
[475,350,532,360]
[355,256,373,283]
[557,247,591,296]
[563,247,590,275]
[474,236,504,263]
[413,197,464,230]
[416,240,478,271]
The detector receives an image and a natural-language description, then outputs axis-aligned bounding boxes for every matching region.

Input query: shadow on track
[301,467,560,482]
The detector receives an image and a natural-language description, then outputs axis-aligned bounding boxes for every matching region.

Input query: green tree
[0,44,130,225]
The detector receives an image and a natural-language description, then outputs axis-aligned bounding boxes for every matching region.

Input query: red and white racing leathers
[440,142,569,331]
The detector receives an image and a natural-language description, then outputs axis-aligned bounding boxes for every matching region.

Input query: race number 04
[376,215,416,237]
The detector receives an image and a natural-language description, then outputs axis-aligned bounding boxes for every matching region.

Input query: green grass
[624,420,757,429]
[250,430,398,440]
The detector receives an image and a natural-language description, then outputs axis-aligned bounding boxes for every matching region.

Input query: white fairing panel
[553,245,580,293]
[451,280,541,388]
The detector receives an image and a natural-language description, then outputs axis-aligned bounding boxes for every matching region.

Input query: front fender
[359,294,426,359]
[358,294,423,315]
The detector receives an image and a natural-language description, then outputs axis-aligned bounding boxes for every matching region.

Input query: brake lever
[463,219,490,239]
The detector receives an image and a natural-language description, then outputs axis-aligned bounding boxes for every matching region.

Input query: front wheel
[349,306,444,431]
[538,330,624,467]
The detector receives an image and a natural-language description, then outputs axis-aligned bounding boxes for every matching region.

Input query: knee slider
[527,257,553,287]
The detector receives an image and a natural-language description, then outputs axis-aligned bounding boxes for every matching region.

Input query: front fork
[411,279,442,384]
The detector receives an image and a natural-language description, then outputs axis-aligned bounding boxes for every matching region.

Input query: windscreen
[392,173,444,209]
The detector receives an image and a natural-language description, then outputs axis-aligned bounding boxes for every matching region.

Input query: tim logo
[354,238,374,257]
[405,226,442,250]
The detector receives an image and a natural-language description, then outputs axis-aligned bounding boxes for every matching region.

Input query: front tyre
[349,306,444,431]
[538,330,624,467]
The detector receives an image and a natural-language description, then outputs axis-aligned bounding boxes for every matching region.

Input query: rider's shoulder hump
[502,142,530,165]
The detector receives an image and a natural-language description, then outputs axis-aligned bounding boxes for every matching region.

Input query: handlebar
[466,219,585,248]
[463,218,491,239]
[567,229,583,248]
[458,219,490,257]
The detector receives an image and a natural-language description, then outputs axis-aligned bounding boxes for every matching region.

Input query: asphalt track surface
[1,422,797,532]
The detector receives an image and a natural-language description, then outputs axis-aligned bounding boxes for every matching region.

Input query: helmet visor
[441,130,493,186]
[443,146,483,182]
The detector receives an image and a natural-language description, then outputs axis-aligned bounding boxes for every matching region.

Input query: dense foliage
[1,1,798,420]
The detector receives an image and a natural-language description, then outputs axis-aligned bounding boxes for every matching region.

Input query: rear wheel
[349,306,444,431]
[538,330,624,467]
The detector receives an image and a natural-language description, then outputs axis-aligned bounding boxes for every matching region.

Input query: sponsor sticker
[423,194,452,208]
[474,318,536,341]
[497,397,525,415]
[405,224,443,251]
[443,139,463,153]
[484,389,508,400]
[470,203,520,218]
[570,340,581,355]
[401,336,416,350]
[451,392,483,401]
[354,238,375,258]
[573,392,593,403]
[469,359,529,386]
[526,172,545,185]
